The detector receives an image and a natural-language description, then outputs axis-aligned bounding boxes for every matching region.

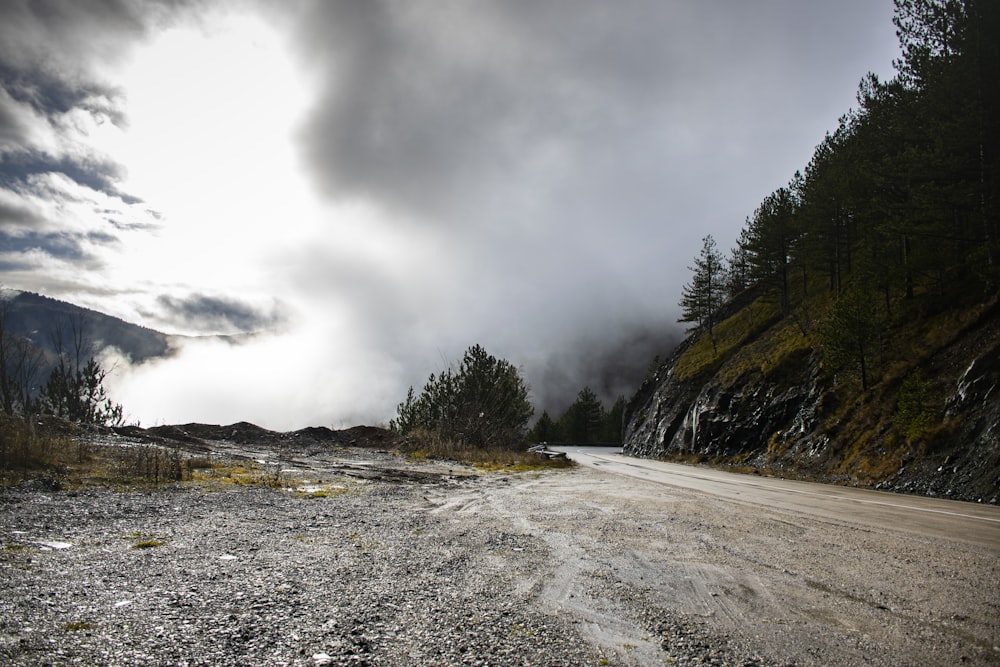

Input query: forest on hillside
[626,0,1000,500]
[678,0,998,392]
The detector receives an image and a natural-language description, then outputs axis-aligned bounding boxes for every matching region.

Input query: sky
[0,0,902,430]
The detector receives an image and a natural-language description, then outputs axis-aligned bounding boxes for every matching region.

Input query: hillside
[1,290,175,364]
[624,1,1000,503]
[623,288,1000,503]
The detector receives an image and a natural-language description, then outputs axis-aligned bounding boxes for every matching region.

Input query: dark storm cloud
[0,198,43,226]
[155,294,288,335]
[296,0,626,220]
[286,0,901,416]
[0,63,125,124]
[295,0,897,227]
[532,324,685,416]
[0,0,195,71]
[0,1,177,142]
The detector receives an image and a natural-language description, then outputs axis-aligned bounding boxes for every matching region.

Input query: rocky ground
[1,432,998,666]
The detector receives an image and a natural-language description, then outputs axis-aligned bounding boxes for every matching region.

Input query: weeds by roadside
[396,428,574,471]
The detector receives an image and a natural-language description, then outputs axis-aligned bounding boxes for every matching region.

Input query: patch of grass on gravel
[62,621,95,632]
[131,539,164,549]
[190,461,287,488]
[397,432,574,471]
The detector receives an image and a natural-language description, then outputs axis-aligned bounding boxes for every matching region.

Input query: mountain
[1,290,176,364]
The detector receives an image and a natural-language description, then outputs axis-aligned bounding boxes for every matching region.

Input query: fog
[1,1,901,429]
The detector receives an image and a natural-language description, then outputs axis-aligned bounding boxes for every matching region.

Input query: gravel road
[2,442,997,666]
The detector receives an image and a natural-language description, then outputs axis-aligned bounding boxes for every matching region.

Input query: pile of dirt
[111,421,403,453]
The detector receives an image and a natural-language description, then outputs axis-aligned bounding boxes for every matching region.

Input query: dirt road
[558,446,1000,549]
[443,452,1000,665]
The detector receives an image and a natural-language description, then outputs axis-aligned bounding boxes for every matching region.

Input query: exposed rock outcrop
[623,298,1000,504]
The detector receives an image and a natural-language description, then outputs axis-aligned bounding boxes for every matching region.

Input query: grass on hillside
[1,418,194,488]
[0,416,284,489]
[674,296,817,387]
[666,277,998,486]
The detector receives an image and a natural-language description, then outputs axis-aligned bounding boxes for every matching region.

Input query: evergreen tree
[601,396,626,443]
[726,227,753,299]
[821,282,885,390]
[38,315,123,426]
[558,387,605,443]
[391,344,533,448]
[679,235,727,350]
[744,187,799,312]
[527,410,559,444]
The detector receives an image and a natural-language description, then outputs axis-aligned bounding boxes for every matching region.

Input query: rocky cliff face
[623,298,1000,504]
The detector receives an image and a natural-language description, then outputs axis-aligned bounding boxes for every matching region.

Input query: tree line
[679,0,998,389]
[390,342,627,449]
[527,388,625,445]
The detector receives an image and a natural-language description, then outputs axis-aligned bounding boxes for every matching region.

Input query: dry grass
[2,416,213,488]
[131,539,165,549]
[674,298,784,383]
[397,429,574,471]
[189,460,288,488]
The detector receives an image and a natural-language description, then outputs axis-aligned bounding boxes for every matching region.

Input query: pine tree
[679,235,727,351]
[390,344,533,448]
[821,282,885,390]
[558,387,605,443]
[744,188,799,312]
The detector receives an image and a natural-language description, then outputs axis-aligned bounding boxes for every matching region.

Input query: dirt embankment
[2,435,997,666]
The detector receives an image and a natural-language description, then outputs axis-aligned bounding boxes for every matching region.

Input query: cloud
[106,310,405,431]
[295,0,898,227]
[0,228,100,262]
[153,293,289,335]
[265,0,901,427]
[0,150,128,197]
[2,0,903,429]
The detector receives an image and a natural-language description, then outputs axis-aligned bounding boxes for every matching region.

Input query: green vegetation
[895,369,935,441]
[669,0,998,467]
[679,235,727,351]
[1,304,128,477]
[703,0,999,346]
[397,428,573,471]
[391,344,533,449]
[0,304,124,428]
[527,388,625,444]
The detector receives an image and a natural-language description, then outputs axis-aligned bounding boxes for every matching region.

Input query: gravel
[2,441,997,666]
[2,477,605,666]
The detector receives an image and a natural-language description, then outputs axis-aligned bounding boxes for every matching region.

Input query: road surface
[554,446,1000,551]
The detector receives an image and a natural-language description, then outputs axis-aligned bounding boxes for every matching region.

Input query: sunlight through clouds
[0,1,902,429]
[108,10,318,312]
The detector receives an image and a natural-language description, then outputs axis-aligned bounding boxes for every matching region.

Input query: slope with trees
[624,0,1000,502]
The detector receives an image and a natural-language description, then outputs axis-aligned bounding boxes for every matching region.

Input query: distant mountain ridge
[1,290,176,364]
